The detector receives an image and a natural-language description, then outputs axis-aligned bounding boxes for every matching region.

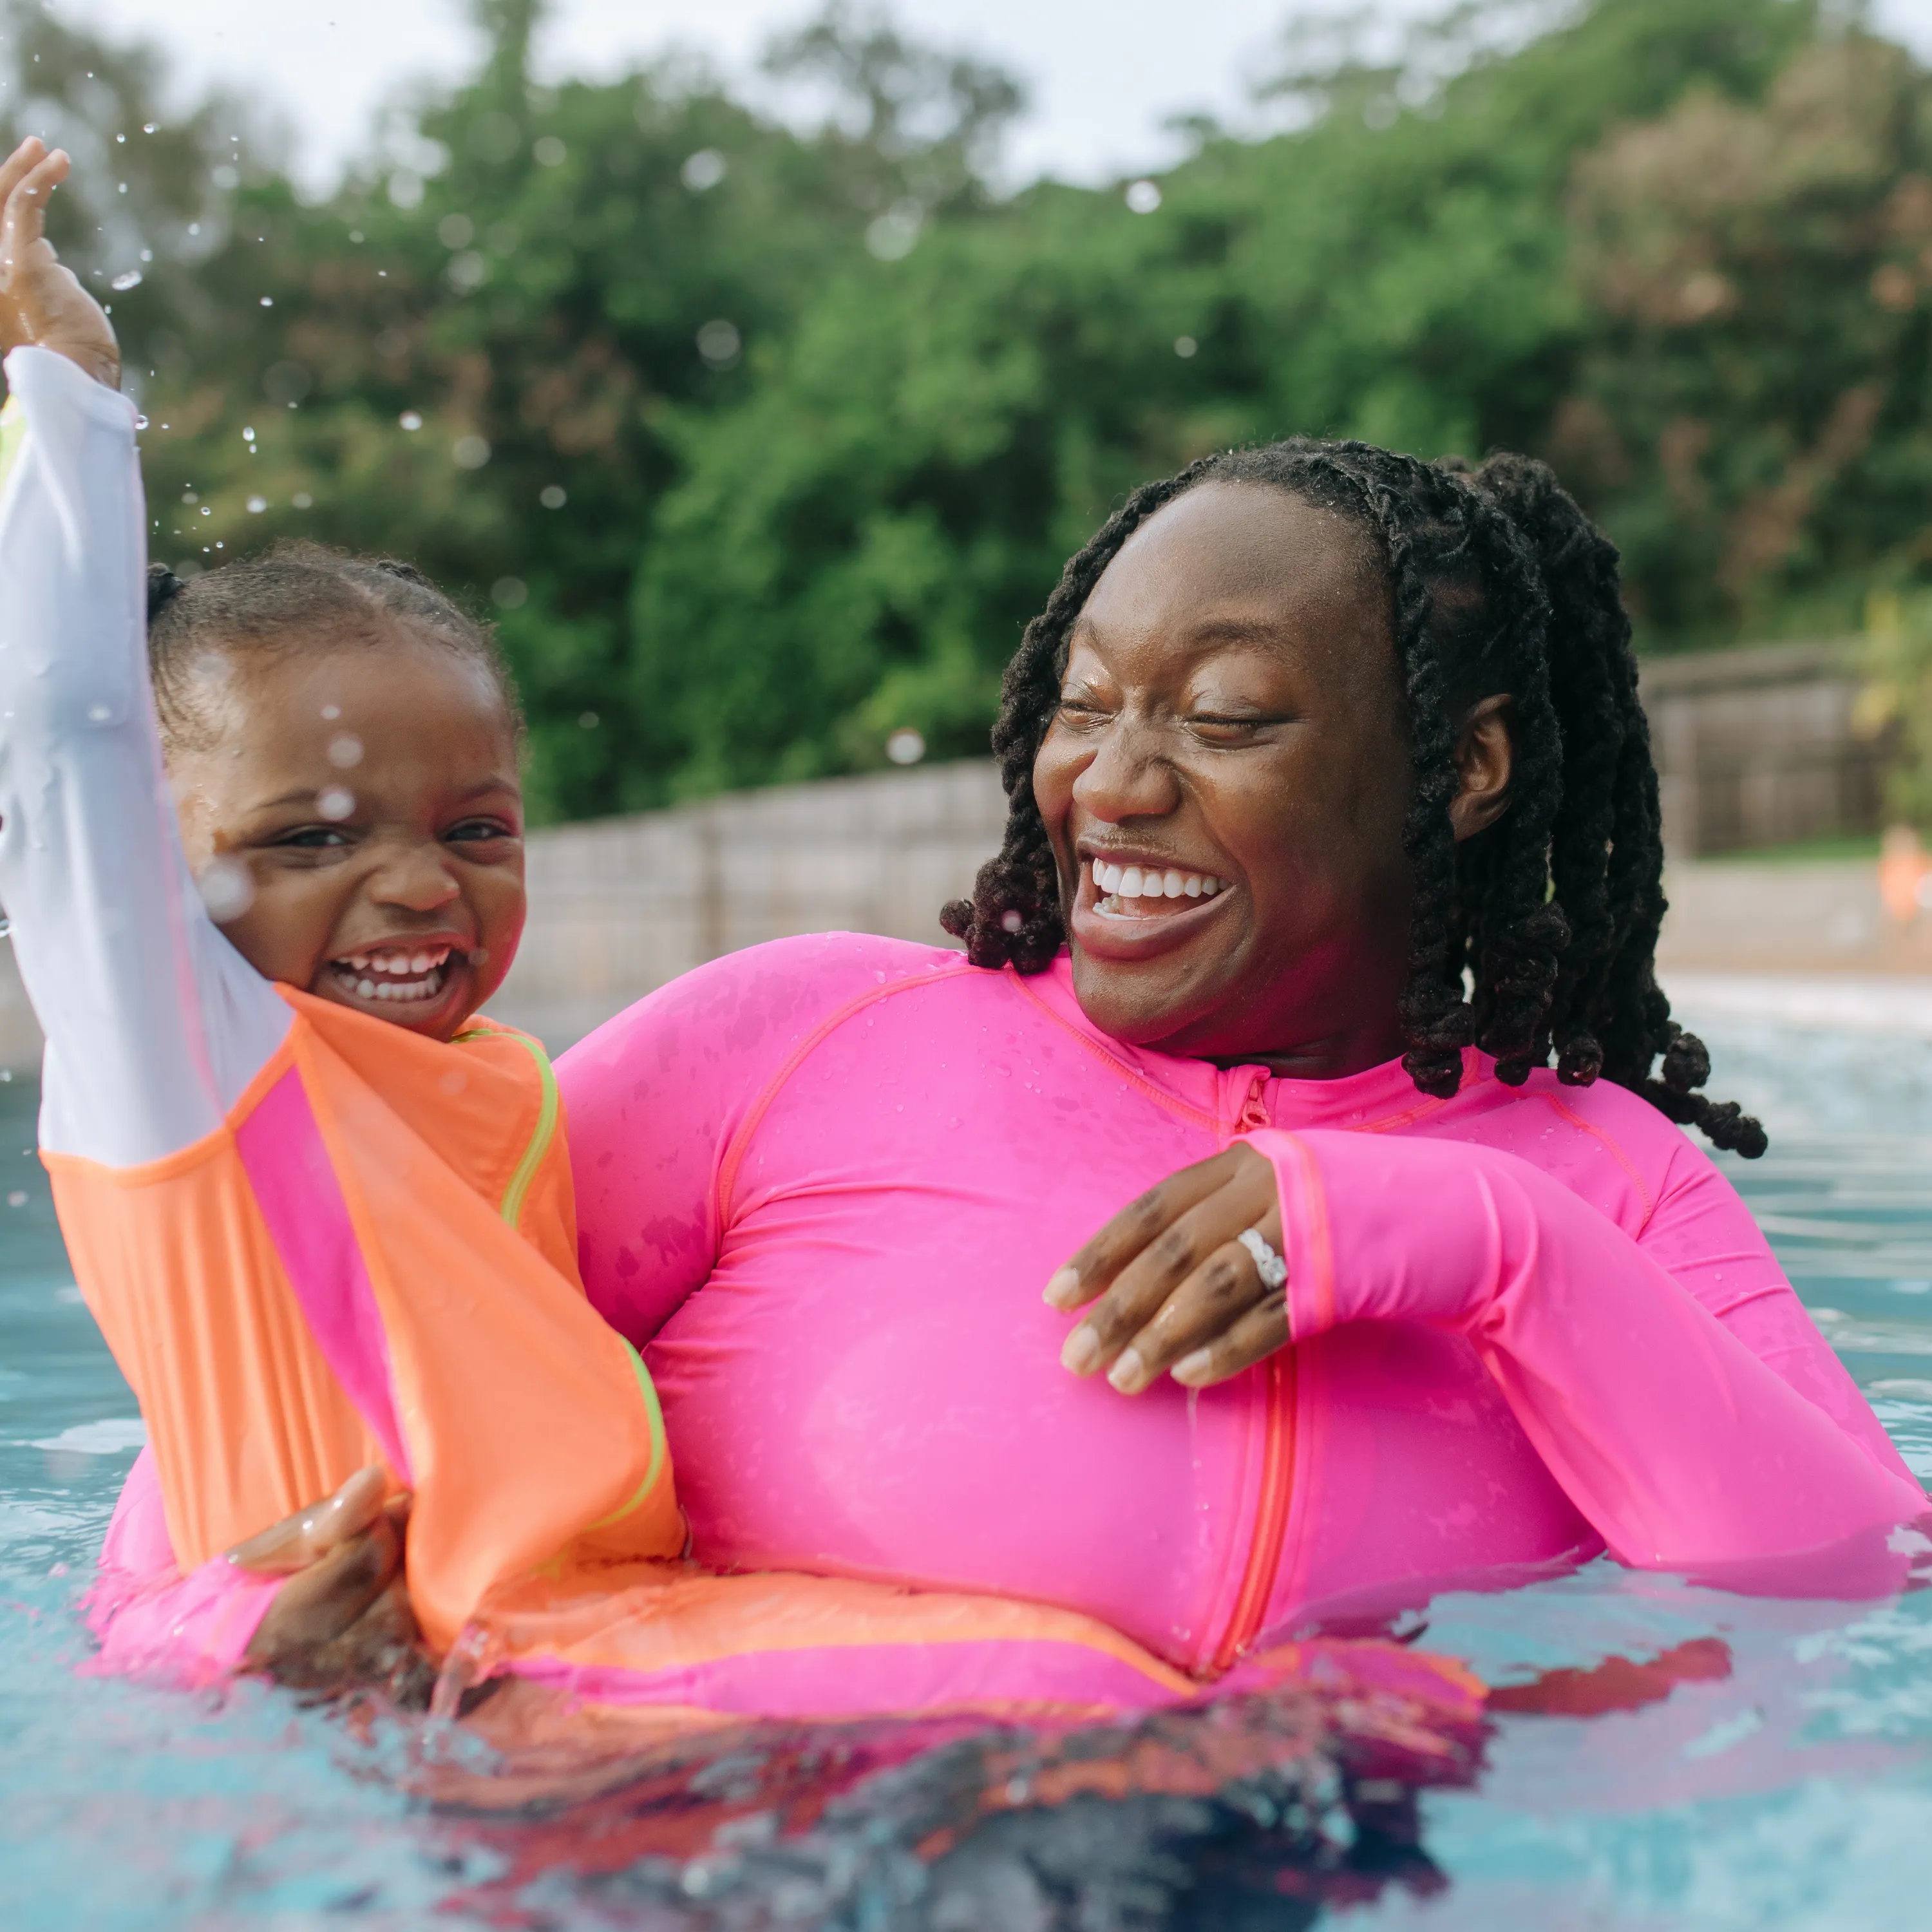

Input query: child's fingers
[0,137,50,210]
[226,1464,393,1574]
[0,148,69,265]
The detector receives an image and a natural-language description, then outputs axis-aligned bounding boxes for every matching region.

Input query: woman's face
[1033,480,1428,1077]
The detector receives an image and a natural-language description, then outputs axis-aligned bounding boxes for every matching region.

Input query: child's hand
[0,137,120,390]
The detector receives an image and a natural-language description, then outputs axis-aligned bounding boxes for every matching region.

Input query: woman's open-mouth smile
[1072,851,1238,958]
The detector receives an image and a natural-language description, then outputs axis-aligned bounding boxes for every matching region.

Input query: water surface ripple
[2,1002,1929,1929]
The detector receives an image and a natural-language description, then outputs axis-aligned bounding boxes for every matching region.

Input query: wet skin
[1036,482,1420,1081]
[167,634,526,1044]
[1035,480,1515,1392]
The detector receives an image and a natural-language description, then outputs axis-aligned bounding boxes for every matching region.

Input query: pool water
[4,1001,1931,1930]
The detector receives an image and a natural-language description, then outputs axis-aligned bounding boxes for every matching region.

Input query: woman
[97,440,1924,1687]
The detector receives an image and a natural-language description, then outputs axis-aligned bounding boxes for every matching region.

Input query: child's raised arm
[0,141,291,1169]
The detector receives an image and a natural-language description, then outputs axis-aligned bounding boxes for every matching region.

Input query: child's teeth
[357,976,376,998]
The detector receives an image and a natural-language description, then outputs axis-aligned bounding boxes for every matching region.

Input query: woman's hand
[231,1465,433,1705]
[1045,1142,1290,1394]
[0,137,120,389]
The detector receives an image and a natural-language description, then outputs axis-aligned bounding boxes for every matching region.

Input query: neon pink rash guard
[562,931,1925,1672]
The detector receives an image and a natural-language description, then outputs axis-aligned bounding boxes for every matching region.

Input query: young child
[0,137,683,1667]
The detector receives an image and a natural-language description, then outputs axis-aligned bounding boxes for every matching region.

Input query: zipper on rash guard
[1210,1066,1295,1672]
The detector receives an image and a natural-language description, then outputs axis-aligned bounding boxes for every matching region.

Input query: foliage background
[5,0,1932,821]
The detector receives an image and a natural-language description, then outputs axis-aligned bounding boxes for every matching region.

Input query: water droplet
[85,705,113,724]
[578,710,600,729]
[321,704,341,720]
[142,123,157,135]
[109,269,142,291]
[533,135,567,168]
[246,496,267,515]
[864,204,921,261]
[241,426,256,442]
[1174,336,1198,359]
[317,786,355,821]
[539,484,567,509]
[681,148,726,192]
[196,857,254,922]
[447,249,489,294]
[886,727,925,766]
[491,576,528,610]
[1125,179,1162,214]
[134,414,149,429]
[452,434,491,470]
[399,411,424,431]
[1001,909,1025,934]
[327,734,363,768]
[437,213,475,250]
[211,164,239,191]
[696,318,741,367]
[8,1191,26,1208]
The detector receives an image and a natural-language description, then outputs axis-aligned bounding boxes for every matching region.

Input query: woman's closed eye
[1055,694,1113,729]
[1185,709,1287,743]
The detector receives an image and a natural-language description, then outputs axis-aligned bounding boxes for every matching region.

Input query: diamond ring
[1236,1226,1287,1291]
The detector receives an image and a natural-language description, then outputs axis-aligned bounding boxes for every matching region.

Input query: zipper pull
[1237,1071,1270,1132]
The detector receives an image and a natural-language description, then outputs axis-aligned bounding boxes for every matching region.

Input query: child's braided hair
[144,540,523,756]
[940,439,1766,1157]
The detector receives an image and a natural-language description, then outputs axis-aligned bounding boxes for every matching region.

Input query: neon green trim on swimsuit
[455,1023,560,1229]
[455,1024,669,1529]
[0,396,27,503]
[582,1338,670,1530]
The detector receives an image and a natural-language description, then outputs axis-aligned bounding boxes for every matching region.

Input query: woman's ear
[1449,694,1514,842]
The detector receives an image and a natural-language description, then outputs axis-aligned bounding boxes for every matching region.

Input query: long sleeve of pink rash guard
[1253,1124,1926,1586]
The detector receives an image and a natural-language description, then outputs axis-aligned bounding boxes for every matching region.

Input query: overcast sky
[43,0,1932,193]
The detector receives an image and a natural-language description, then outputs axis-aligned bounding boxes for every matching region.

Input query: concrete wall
[489,759,1007,1048]
[1640,640,1883,857]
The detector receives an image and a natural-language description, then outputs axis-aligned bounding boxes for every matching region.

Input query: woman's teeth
[1089,857,1227,912]
[332,945,454,1004]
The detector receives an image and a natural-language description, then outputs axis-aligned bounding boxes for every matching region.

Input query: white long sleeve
[0,346,289,1166]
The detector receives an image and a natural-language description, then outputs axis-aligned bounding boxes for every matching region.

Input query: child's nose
[370,841,462,913]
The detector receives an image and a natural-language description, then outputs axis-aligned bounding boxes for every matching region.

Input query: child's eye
[444,819,518,846]
[273,826,351,849]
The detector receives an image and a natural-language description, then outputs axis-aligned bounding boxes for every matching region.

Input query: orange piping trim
[1007,971,1221,1132]
[1212,1346,1295,1672]
[713,961,976,1229]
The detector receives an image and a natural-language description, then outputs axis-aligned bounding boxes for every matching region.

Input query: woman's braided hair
[144,540,523,757]
[940,439,1766,1157]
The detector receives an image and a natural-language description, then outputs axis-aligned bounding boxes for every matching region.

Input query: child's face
[169,629,527,1042]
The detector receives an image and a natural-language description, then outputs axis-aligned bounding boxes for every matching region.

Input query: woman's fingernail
[1171,1349,1213,1385]
[1043,1267,1081,1309]
[1108,1348,1146,1393]
[1061,1327,1102,1376]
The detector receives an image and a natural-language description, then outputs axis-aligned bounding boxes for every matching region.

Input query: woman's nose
[1072,717,1181,823]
